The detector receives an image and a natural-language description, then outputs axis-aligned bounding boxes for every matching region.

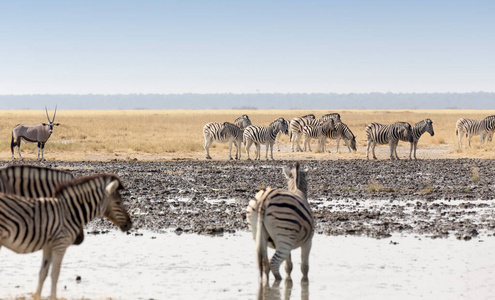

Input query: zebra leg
[256,143,261,160]
[413,141,418,160]
[301,239,312,282]
[269,142,274,160]
[269,249,290,281]
[284,252,293,280]
[467,135,472,147]
[245,140,252,160]
[366,139,371,159]
[204,137,213,159]
[49,246,68,300]
[35,248,52,300]
[228,141,233,160]
[295,133,303,152]
[371,141,377,160]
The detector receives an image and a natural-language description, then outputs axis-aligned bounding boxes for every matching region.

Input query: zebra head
[103,178,132,232]
[234,114,252,129]
[425,119,435,136]
[350,135,357,152]
[274,118,289,135]
[283,162,308,198]
[43,105,60,134]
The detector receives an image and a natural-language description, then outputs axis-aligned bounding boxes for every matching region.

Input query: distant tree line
[0,92,493,110]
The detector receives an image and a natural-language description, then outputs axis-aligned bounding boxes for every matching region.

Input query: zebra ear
[282,166,292,179]
[105,180,120,195]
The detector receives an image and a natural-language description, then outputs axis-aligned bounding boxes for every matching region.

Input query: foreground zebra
[246,163,314,282]
[243,118,289,160]
[366,122,413,160]
[11,106,60,161]
[234,114,252,129]
[203,122,244,160]
[456,116,495,148]
[321,120,357,153]
[0,165,85,244]
[0,173,132,300]
[410,119,435,159]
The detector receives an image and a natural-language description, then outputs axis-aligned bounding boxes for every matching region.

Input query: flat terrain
[18,158,495,240]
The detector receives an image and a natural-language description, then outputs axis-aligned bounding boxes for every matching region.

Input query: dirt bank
[8,158,495,239]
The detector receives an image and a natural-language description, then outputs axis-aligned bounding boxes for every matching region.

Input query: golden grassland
[1,109,495,161]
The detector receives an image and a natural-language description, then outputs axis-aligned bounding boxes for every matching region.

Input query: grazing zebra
[455,118,494,147]
[234,114,252,129]
[321,112,341,123]
[246,163,314,282]
[410,119,435,160]
[366,122,413,160]
[302,120,335,152]
[275,118,291,151]
[244,118,289,160]
[203,122,244,160]
[0,165,85,245]
[0,173,132,300]
[11,106,60,161]
[321,121,357,153]
[289,114,316,152]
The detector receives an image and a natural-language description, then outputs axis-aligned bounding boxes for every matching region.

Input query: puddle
[1,231,495,299]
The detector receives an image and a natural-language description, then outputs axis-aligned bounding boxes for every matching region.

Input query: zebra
[366,121,414,160]
[11,106,60,161]
[321,120,357,153]
[275,118,291,151]
[243,118,289,160]
[0,164,85,245]
[203,122,244,160]
[289,114,316,152]
[410,119,435,160]
[246,162,314,283]
[455,118,494,148]
[321,112,341,123]
[234,114,252,129]
[0,173,132,300]
[302,119,335,152]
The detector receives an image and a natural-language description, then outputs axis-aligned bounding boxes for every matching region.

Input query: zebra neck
[60,184,105,228]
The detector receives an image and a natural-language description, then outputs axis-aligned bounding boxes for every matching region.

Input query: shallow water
[1,231,495,299]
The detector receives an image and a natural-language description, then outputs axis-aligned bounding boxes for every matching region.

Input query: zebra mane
[300,114,315,119]
[54,173,123,197]
[223,122,239,127]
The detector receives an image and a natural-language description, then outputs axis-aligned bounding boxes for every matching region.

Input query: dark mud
[11,159,495,239]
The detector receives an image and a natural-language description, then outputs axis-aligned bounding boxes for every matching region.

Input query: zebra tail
[255,191,268,281]
[10,133,14,154]
[455,128,458,136]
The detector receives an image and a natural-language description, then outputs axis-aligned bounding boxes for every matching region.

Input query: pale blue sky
[0,1,493,94]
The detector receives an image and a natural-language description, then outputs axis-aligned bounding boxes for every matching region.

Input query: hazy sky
[0,1,493,95]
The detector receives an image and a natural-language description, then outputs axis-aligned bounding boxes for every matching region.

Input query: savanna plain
[2,109,495,300]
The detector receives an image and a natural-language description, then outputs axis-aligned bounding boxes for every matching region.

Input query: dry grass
[1,109,495,161]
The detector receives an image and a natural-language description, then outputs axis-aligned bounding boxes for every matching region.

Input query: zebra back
[290,114,316,134]
[366,122,413,144]
[456,118,481,136]
[0,165,75,198]
[321,113,341,123]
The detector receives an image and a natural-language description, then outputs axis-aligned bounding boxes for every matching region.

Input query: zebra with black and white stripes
[289,114,316,152]
[302,119,335,152]
[243,118,289,160]
[0,165,85,245]
[321,120,357,153]
[0,173,132,300]
[203,122,244,160]
[246,162,314,283]
[455,118,494,148]
[234,114,252,129]
[410,119,435,160]
[366,121,414,160]
[481,115,495,143]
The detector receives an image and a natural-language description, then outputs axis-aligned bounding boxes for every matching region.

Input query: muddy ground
[9,158,495,240]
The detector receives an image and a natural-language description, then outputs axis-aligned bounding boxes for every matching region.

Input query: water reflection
[258,279,309,300]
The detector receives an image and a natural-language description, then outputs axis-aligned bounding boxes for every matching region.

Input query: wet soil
[13,158,495,240]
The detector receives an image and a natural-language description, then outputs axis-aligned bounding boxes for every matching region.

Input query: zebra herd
[456,115,495,148]
[203,113,359,160]
[204,113,437,160]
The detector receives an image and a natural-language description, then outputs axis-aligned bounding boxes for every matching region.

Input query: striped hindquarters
[252,187,314,248]
[289,115,317,134]
[203,122,230,143]
[366,123,390,145]
[243,125,270,145]
[456,118,481,136]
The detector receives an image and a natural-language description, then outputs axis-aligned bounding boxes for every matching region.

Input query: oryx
[11,106,60,161]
